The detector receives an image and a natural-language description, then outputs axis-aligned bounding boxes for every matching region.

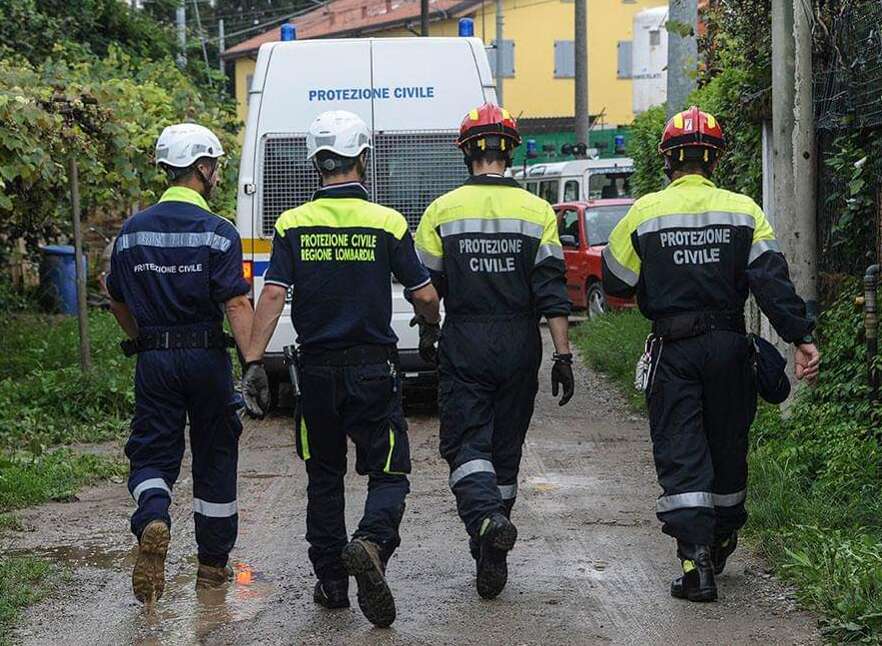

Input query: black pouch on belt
[751,334,791,404]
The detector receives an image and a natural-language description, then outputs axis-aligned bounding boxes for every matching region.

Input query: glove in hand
[242,362,270,419]
[409,315,441,365]
[551,353,575,406]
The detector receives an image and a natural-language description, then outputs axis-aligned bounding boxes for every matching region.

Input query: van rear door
[369,39,477,365]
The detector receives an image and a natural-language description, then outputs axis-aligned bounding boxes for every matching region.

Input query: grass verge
[0,555,53,645]
[571,310,650,412]
[0,309,132,512]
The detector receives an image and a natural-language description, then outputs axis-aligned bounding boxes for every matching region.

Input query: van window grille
[372,131,467,231]
[259,131,465,236]
[259,135,317,237]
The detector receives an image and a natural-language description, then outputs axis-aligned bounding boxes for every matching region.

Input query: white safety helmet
[306,110,372,163]
[155,123,224,169]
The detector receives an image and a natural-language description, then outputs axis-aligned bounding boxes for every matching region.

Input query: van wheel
[586,282,608,319]
[268,375,281,411]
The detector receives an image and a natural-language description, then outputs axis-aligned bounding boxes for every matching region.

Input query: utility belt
[121,326,233,357]
[298,344,398,367]
[651,311,745,342]
[444,310,535,323]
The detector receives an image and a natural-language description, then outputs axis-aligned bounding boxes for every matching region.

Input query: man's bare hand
[795,343,820,384]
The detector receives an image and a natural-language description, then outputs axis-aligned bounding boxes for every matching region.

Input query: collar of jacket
[667,174,717,190]
[158,186,210,211]
[313,182,369,201]
[465,174,521,188]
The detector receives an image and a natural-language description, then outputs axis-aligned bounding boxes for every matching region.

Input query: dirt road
[4,327,820,645]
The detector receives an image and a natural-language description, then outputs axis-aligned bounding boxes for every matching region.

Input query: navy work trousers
[438,316,542,545]
[647,331,757,546]
[126,347,242,568]
[295,360,411,583]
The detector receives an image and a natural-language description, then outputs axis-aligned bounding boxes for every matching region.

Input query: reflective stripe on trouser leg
[193,498,238,517]
[656,491,715,513]
[498,482,518,501]
[713,489,746,508]
[449,459,496,489]
[131,477,171,502]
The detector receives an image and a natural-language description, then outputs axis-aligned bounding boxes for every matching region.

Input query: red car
[554,199,636,318]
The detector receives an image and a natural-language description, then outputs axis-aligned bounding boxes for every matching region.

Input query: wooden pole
[69,157,92,372]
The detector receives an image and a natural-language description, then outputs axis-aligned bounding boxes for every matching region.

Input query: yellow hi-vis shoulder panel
[415,184,561,269]
[275,198,409,240]
[604,175,781,285]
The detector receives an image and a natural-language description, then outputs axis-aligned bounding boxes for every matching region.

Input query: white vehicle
[235,36,496,399]
[509,157,635,204]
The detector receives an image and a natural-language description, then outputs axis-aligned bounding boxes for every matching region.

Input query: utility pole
[574,0,589,147]
[495,0,504,106]
[69,158,92,372]
[176,1,187,69]
[665,0,698,118]
[421,0,429,35]
[792,0,818,314]
[191,0,211,76]
[218,19,226,75]
[771,0,798,304]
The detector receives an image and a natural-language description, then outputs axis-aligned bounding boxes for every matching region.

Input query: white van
[509,158,635,204]
[235,36,496,399]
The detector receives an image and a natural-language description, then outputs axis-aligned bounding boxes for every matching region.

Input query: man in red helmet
[413,103,574,600]
[602,106,820,602]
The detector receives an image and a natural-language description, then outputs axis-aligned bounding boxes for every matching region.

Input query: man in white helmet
[105,123,255,604]
[242,110,440,627]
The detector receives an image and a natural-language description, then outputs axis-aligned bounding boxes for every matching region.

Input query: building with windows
[221,0,668,161]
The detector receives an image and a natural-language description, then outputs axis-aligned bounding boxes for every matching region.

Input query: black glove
[409,315,441,365]
[551,353,575,406]
[242,361,270,419]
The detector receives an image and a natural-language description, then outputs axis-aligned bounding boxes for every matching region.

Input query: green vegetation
[0,555,53,644]
[571,312,649,412]
[0,308,132,513]
[575,288,882,642]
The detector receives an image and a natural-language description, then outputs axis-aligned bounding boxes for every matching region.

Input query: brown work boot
[341,538,396,628]
[195,563,234,589]
[132,520,170,605]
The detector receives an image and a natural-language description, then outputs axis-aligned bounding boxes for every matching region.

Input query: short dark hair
[164,156,217,184]
[314,150,366,180]
[669,158,712,177]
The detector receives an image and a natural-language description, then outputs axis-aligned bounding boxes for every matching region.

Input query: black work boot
[476,513,518,600]
[670,543,717,602]
[313,578,350,609]
[712,533,738,575]
[341,538,396,627]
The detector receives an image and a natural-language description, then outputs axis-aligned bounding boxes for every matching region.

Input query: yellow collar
[667,174,716,190]
[158,186,210,211]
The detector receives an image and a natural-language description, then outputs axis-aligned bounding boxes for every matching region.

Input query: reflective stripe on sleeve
[498,483,518,500]
[116,231,232,253]
[439,218,544,239]
[748,239,780,264]
[602,246,639,287]
[416,247,444,271]
[656,491,714,513]
[449,459,496,488]
[131,478,171,502]
[407,277,432,292]
[712,489,747,508]
[263,279,290,289]
[536,243,564,263]
[636,212,756,236]
[193,498,239,518]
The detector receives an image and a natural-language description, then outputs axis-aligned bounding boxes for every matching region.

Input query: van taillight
[242,260,253,285]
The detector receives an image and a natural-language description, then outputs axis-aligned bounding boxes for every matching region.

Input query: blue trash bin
[39,245,85,315]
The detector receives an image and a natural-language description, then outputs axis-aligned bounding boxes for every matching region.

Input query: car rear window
[584,205,631,245]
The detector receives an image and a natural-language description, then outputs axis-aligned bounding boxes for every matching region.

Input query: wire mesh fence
[815,0,882,130]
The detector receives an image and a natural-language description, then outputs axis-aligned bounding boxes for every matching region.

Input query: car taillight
[242,260,253,286]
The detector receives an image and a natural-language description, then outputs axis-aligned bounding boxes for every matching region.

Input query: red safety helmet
[457,103,522,152]
[659,106,726,161]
